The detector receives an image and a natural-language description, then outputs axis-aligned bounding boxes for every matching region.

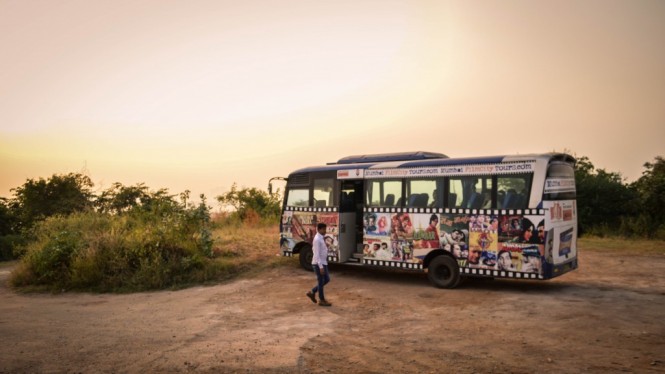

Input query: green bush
[216,184,281,225]
[10,198,221,292]
[0,234,24,261]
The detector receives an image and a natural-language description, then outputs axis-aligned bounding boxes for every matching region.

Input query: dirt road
[1,249,664,373]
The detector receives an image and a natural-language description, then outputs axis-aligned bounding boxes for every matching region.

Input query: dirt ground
[1,249,665,374]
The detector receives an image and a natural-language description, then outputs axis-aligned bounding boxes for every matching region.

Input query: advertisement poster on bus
[439,214,470,266]
[388,212,414,241]
[520,217,545,244]
[363,237,392,260]
[542,200,577,265]
[364,212,391,236]
[468,216,499,269]
[280,211,295,251]
[499,243,544,275]
[498,215,524,242]
[411,213,440,250]
[284,212,339,257]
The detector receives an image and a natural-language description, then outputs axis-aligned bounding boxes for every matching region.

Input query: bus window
[544,162,575,200]
[406,179,436,208]
[448,178,463,208]
[366,179,402,207]
[448,176,493,209]
[286,188,309,207]
[497,175,532,209]
[313,178,334,207]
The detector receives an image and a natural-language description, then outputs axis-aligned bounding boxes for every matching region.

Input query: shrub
[216,184,281,225]
[10,197,219,292]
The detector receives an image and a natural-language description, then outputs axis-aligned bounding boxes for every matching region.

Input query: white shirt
[311,232,328,267]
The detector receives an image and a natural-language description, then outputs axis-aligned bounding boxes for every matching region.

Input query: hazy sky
[1,0,664,202]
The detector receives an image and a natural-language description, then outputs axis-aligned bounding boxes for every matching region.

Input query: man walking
[306,223,332,306]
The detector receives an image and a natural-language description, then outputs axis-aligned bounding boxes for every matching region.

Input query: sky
[1,0,664,204]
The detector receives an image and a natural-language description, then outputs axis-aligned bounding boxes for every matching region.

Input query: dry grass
[579,236,665,255]
[211,224,293,275]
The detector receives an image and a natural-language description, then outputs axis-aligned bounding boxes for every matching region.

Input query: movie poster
[388,212,414,241]
[411,213,440,250]
[364,212,391,236]
[363,237,392,260]
[520,216,545,244]
[468,215,499,269]
[288,212,339,257]
[498,215,523,242]
[439,214,470,266]
[281,211,295,251]
[499,243,544,275]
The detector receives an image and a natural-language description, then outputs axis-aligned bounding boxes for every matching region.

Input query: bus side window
[448,178,464,208]
[406,179,436,208]
[497,175,532,209]
[366,179,402,207]
[313,178,334,207]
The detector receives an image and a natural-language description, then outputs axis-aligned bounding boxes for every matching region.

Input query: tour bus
[273,152,578,288]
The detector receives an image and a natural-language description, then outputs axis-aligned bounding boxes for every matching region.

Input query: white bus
[274,152,578,288]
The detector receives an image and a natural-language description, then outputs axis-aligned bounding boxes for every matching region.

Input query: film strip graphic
[284,206,338,212]
[281,251,339,264]
[462,267,544,279]
[284,206,546,216]
[364,207,545,216]
[363,259,423,270]
[284,250,545,279]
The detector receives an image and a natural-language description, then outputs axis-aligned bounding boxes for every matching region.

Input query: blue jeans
[312,265,330,301]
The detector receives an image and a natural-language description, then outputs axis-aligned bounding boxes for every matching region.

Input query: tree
[96,182,173,214]
[574,156,638,235]
[216,184,281,222]
[0,198,13,236]
[0,198,21,260]
[9,173,94,231]
[631,156,665,237]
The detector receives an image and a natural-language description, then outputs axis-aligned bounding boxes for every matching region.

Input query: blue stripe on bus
[290,163,378,174]
[397,155,506,168]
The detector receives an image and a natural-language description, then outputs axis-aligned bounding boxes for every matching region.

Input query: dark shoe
[306,292,316,304]
[318,299,332,307]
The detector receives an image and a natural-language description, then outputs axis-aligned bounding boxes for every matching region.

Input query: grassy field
[578,236,665,255]
[7,219,292,293]
[212,224,293,274]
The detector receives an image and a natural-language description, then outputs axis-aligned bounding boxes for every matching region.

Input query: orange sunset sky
[1,0,664,204]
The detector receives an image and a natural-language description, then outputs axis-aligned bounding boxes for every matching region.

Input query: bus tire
[299,245,313,272]
[427,255,460,289]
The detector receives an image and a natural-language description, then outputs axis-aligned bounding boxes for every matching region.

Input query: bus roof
[289,152,574,176]
[332,151,448,165]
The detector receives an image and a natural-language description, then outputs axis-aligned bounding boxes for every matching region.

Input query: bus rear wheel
[299,245,313,271]
[427,255,461,289]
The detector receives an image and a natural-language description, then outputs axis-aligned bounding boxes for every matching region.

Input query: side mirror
[268,177,287,196]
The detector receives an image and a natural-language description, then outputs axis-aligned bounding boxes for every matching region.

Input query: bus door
[339,180,364,262]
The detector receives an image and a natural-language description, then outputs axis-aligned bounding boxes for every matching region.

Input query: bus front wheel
[427,255,461,289]
[299,245,313,271]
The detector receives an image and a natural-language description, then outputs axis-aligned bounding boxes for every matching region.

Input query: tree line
[1,154,664,261]
[575,155,665,239]
[0,175,281,261]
